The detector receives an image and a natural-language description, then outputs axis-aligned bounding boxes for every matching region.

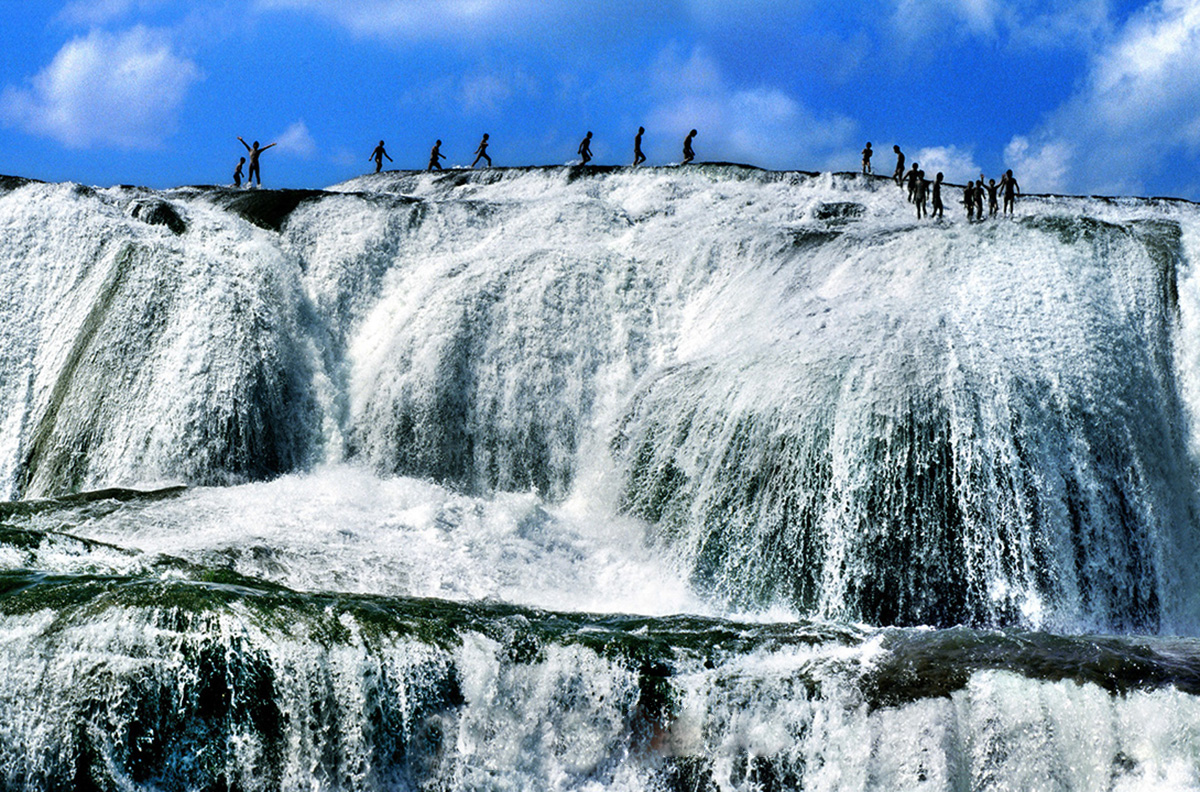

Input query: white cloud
[275,120,317,157]
[1003,136,1071,193]
[1088,0,1200,137]
[0,26,201,149]
[893,0,1003,37]
[650,46,723,95]
[889,0,1111,50]
[646,46,857,169]
[253,0,551,40]
[399,68,540,118]
[57,0,167,26]
[1011,0,1200,195]
[912,145,981,182]
[460,69,539,115]
[1011,0,1112,49]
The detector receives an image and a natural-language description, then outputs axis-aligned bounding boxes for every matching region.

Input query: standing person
[369,140,392,173]
[932,172,945,219]
[472,133,491,168]
[682,129,697,164]
[964,181,976,221]
[428,139,445,171]
[633,127,646,166]
[986,178,1000,217]
[238,137,277,188]
[233,157,245,188]
[578,131,593,165]
[862,142,873,174]
[915,170,930,218]
[973,178,984,218]
[1000,169,1021,215]
[904,162,920,203]
[892,145,906,186]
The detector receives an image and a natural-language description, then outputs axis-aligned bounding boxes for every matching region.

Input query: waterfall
[3,166,1200,789]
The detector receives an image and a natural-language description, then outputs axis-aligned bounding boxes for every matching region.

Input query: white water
[2,601,1199,791]
[4,169,1199,630]
[15,465,704,617]
[4,167,1200,789]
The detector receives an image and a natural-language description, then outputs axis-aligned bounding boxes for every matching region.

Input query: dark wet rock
[813,202,866,222]
[215,188,328,232]
[129,199,188,235]
[0,175,38,194]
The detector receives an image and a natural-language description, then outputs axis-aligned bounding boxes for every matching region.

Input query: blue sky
[2,0,1199,198]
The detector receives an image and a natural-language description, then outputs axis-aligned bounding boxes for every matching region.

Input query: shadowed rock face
[0,175,37,194]
[129,198,188,235]
[213,187,328,231]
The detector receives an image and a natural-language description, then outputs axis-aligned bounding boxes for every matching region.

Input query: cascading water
[2,165,1200,789]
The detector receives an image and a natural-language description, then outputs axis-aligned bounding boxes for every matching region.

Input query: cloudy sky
[2,0,1200,198]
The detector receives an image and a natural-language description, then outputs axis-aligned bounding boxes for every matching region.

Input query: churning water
[2,166,1200,789]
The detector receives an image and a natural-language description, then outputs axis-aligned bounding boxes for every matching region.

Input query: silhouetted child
[915,169,928,218]
[973,177,984,218]
[472,134,491,168]
[633,127,646,166]
[986,179,999,217]
[862,142,873,174]
[904,162,920,202]
[369,140,392,173]
[428,140,445,171]
[1000,169,1020,215]
[238,137,277,187]
[964,181,976,221]
[233,157,245,188]
[893,145,905,186]
[578,131,593,165]
[932,172,944,219]
[682,129,697,164]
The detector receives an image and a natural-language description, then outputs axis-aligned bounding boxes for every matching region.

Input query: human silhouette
[986,179,999,217]
[428,139,445,171]
[633,127,646,166]
[238,137,277,187]
[369,140,392,173]
[904,162,920,203]
[892,145,905,186]
[964,181,976,221]
[472,133,491,168]
[932,172,944,219]
[682,129,697,164]
[578,131,593,165]
[915,169,928,218]
[1000,169,1021,215]
[862,142,873,174]
[233,157,245,188]
[973,177,984,217]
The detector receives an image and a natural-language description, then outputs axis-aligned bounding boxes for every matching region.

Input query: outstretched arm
[238,137,251,152]
[260,142,277,152]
